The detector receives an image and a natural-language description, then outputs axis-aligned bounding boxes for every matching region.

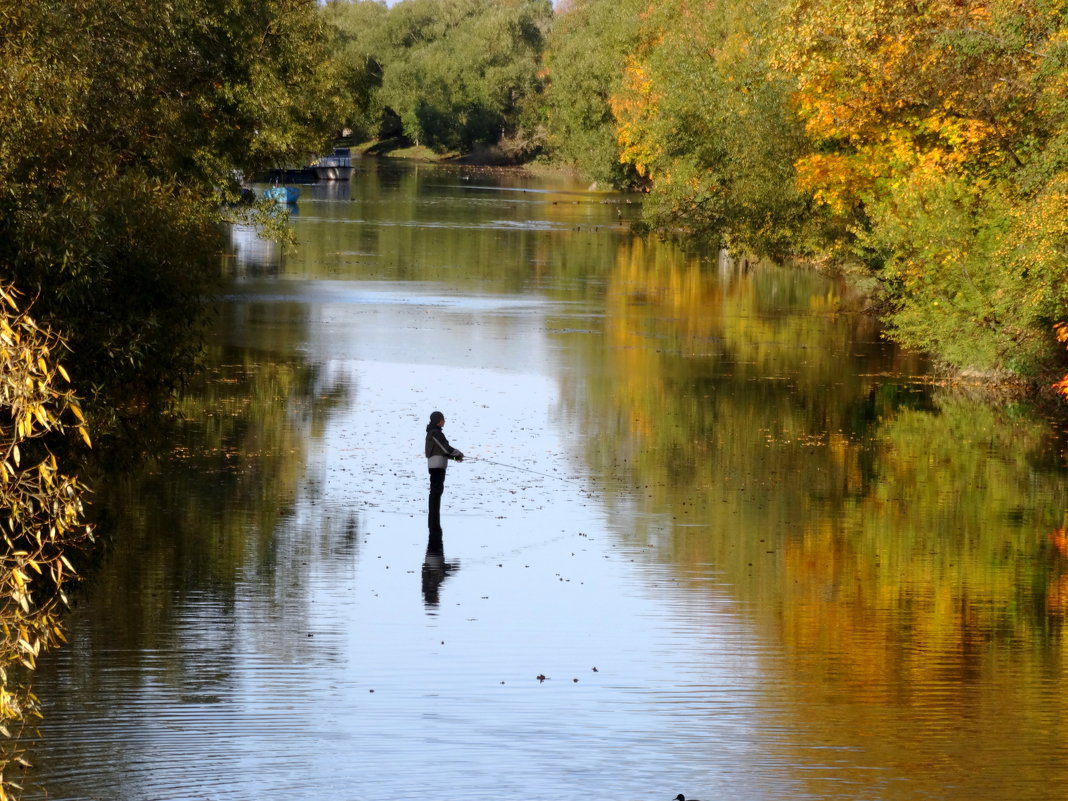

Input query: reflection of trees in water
[559,238,1068,792]
[227,224,283,277]
[89,349,351,650]
[277,160,635,295]
[565,237,917,516]
[17,340,357,796]
[20,343,356,774]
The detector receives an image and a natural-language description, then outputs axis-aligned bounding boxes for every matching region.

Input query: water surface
[21,161,1068,801]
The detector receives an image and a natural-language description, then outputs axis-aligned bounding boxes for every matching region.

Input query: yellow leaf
[57,363,70,382]
[79,426,92,448]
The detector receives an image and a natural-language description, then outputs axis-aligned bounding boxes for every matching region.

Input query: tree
[0,0,345,434]
[541,0,646,187]
[543,0,817,251]
[776,0,1068,375]
[541,0,1068,380]
[328,0,552,154]
[0,0,342,786]
[323,0,392,141]
[0,286,94,794]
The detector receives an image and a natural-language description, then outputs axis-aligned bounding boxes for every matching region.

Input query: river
[19,160,1068,801]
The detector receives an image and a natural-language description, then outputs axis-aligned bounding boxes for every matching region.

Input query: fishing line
[465,456,588,487]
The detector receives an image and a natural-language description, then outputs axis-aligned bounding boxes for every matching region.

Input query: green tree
[323,0,391,141]
[541,0,645,187]
[0,0,344,435]
[609,0,814,257]
[328,0,552,154]
[0,0,342,786]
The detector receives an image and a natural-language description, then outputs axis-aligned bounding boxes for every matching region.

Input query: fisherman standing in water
[425,410,463,535]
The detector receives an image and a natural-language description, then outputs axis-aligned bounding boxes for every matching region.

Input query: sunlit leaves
[775,0,1045,209]
[606,0,811,257]
[0,286,93,787]
[541,0,646,187]
[548,0,1068,377]
[773,0,1068,375]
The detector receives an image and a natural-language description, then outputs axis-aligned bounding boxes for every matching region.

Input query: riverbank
[350,137,589,182]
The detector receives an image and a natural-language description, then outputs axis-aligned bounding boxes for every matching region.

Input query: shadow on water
[421,528,460,611]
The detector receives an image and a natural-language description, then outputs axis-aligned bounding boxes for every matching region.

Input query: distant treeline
[326,0,1068,388]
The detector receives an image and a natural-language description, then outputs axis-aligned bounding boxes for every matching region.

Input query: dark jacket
[425,425,462,469]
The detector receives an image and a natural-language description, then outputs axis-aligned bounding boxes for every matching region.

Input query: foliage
[608,0,815,257]
[0,286,94,796]
[540,0,645,187]
[535,0,1068,383]
[775,0,1068,375]
[322,0,392,141]
[326,0,552,154]
[856,173,1056,373]
[776,0,1041,211]
[0,0,344,436]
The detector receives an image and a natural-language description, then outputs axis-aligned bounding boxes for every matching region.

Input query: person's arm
[432,431,463,461]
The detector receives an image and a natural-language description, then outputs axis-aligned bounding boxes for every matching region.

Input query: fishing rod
[464,456,588,487]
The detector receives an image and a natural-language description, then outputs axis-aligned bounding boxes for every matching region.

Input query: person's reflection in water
[422,527,460,611]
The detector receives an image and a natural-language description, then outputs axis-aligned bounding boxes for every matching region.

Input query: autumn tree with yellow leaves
[544,0,1068,387]
[0,286,94,797]
[776,0,1068,378]
[609,0,815,257]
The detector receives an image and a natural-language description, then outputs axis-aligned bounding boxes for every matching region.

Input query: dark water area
[18,160,1068,800]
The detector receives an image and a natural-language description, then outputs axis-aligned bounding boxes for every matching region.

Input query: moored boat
[264,185,300,204]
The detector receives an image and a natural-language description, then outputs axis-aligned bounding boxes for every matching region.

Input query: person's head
[429,410,445,428]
